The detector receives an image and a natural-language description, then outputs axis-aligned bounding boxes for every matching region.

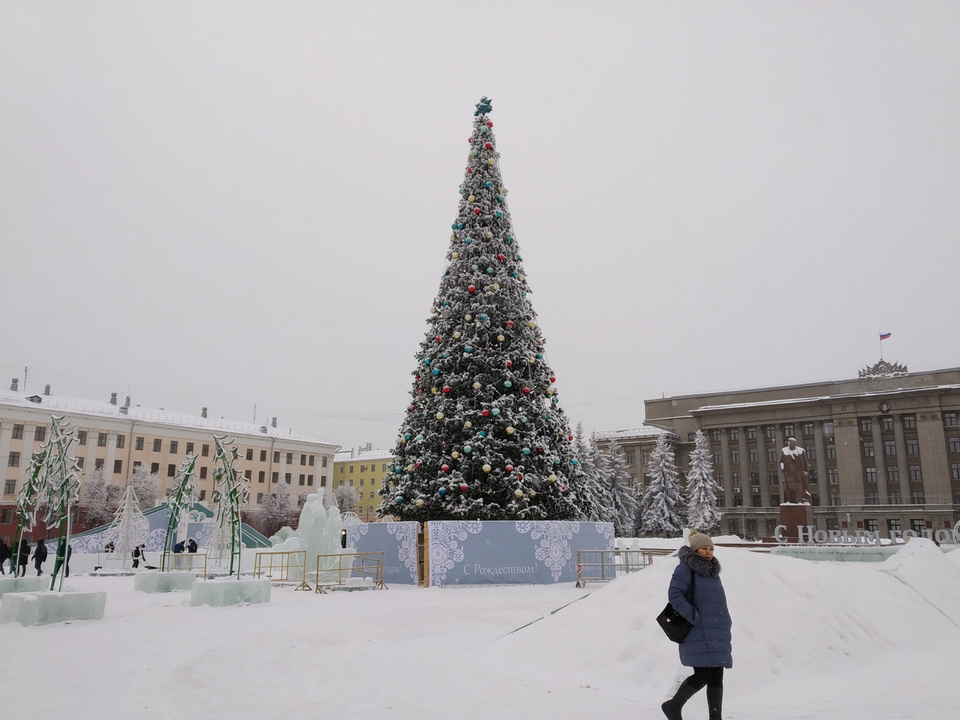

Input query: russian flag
[880,332,892,341]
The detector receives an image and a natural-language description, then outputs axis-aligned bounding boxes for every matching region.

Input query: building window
[862,441,874,457]
[710,430,721,442]
[943,412,958,427]
[802,422,814,437]
[729,428,739,442]
[299,474,306,486]
[625,451,635,466]
[887,518,902,533]
[257,493,264,504]
[828,468,839,484]
[244,469,252,480]
[245,448,253,461]
[12,424,24,439]
[911,519,926,533]
[713,451,722,465]
[826,444,836,459]
[881,417,894,432]
[258,471,265,483]
[167,464,176,477]
[748,448,758,463]
[150,462,159,474]
[731,473,741,487]
[95,459,104,471]
[822,421,835,437]
[153,439,162,452]
[114,459,123,474]
[133,461,142,469]
[764,448,774,463]
[859,418,872,433]
[200,466,208,479]
[320,476,326,487]
[308,475,314,486]
[887,466,900,484]
[76,456,84,469]
[865,519,879,532]
[116,434,125,449]
[199,489,206,501]
[35,426,46,442]
[202,444,209,457]
[866,492,879,505]
[829,491,840,506]
[911,490,925,504]
[170,441,178,454]
[808,447,817,461]
[96,432,107,447]
[135,436,144,451]
[285,473,291,484]
[272,472,278,483]
[751,495,762,508]
[260,449,267,462]
[77,430,86,445]
[747,427,757,440]
[274,451,281,463]
[908,465,922,482]
[950,463,960,480]
[902,414,916,430]
[321,456,328,468]
[8,451,21,467]
[889,490,902,504]
[731,450,740,464]
[749,472,759,486]
[884,441,897,456]
[948,437,960,453]
[286,452,293,465]
[309,455,315,467]
[4,480,15,495]
[906,439,919,455]
[865,467,878,483]
[300,454,307,466]
[769,472,778,485]
[186,442,194,455]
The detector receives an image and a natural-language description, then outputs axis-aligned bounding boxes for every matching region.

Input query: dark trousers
[686,667,723,691]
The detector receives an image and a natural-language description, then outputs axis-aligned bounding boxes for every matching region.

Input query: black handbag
[657,570,695,643]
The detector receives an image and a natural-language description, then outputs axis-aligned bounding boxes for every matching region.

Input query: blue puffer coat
[668,546,733,668]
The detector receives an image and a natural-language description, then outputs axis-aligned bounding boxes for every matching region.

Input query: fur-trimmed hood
[679,545,721,578]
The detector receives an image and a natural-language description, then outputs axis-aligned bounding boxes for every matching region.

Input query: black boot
[707,686,723,720]
[661,680,698,720]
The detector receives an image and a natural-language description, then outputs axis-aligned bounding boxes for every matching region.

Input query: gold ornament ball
[483,464,492,473]
[506,426,515,434]
[436,412,444,420]
[464,421,472,429]
[549,474,558,483]
[451,451,460,459]
[416,499,424,507]
[497,335,505,342]
[514,489,523,498]
[472,382,481,390]
[454,331,462,339]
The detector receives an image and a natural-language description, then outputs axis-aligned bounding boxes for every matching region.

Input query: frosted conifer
[686,429,722,532]
[638,432,684,537]
[600,437,636,536]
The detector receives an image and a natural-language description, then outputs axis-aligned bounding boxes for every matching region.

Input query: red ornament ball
[550,376,556,383]
[497,254,505,261]
[468,285,476,293]
[481,409,490,417]
[522,387,531,394]
[441,464,450,473]
[443,386,451,394]
[505,360,512,368]
[505,465,513,473]
[435,336,441,343]
[485,142,492,150]
[459,483,469,492]
[473,207,481,215]
[486,121,493,128]
[507,321,515,328]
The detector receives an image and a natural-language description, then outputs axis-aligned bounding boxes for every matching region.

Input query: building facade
[636,364,960,540]
[0,385,339,545]
[332,446,392,522]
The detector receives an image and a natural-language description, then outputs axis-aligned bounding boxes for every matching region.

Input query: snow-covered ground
[2,539,958,720]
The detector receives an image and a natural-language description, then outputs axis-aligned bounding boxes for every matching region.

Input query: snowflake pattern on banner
[595,522,615,544]
[515,520,580,581]
[429,520,483,583]
[387,522,419,584]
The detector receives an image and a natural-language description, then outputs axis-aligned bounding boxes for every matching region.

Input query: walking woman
[662,531,732,720]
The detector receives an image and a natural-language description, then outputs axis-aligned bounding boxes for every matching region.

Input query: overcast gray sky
[2,1,958,452]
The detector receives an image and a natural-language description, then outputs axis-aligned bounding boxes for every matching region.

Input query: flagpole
[879,333,883,361]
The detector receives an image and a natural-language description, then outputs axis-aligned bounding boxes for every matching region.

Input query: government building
[604,363,960,540]
[0,382,339,545]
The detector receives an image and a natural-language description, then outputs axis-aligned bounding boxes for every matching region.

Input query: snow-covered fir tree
[599,437,636,537]
[80,469,120,527]
[334,485,359,515]
[130,464,160,510]
[573,425,609,521]
[253,482,295,538]
[379,98,590,522]
[685,429,722,532]
[638,432,684,537]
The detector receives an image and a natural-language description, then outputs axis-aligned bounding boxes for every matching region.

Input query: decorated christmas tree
[379,98,590,522]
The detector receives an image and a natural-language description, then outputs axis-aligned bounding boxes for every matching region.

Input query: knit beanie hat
[688,531,714,552]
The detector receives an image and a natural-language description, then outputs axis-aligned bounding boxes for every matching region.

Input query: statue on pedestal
[779,437,810,504]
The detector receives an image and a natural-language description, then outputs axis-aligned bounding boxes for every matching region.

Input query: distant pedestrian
[173,540,184,554]
[52,539,72,582]
[0,538,10,575]
[18,537,30,576]
[661,531,732,720]
[187,538,198,553]
[33,538,48,576]
[132,543,145,569]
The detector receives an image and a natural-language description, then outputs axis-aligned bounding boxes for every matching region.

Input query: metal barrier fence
[575,548,673,587]
[253,550,311,590]
[160,552,208,578]
[314,551,386,594]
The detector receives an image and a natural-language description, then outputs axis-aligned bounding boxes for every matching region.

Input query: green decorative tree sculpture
[161,454,199,571]
[11,446,47,577]
[211,435,248,577]
[38,416,81,590]
[379,98,590,522]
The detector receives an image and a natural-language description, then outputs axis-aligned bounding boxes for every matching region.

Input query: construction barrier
[253,550,310,590]
[575,548,673,587]
[314,551,386,594]
[160,552,208,578]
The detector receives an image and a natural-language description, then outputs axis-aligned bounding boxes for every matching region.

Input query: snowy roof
[692,384,960,414]
[334,448,393,463]
[593,426,669,441]
[0,390,337,448]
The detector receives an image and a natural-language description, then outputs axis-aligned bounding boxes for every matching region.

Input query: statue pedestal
[778,504,813,542]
